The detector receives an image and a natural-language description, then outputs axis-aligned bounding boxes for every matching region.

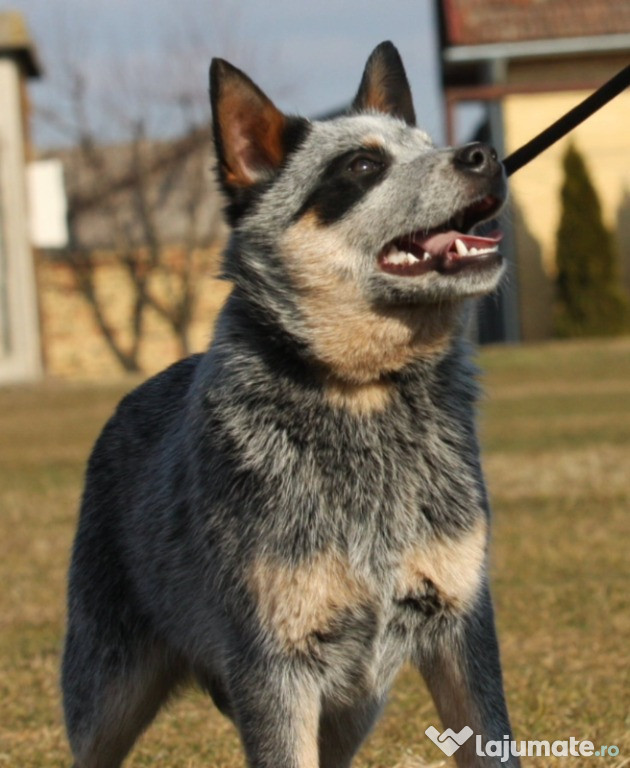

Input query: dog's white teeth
[385,249,419,266]
[453,240,499,258]
[455,238,469,256]
[387,251,406,265]
[423,251,432,262]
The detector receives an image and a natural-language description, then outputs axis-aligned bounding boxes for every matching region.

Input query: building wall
[38,254,231,379]
[503,87,630,338]
[0,57,42,382]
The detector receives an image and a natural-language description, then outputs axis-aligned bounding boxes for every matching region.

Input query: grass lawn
[1,337,628,767]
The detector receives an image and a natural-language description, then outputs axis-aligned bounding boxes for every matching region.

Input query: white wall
[0,58,42,383]
[27,159,68,250]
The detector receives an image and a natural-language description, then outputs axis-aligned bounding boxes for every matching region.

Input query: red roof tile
[442,0,630,45]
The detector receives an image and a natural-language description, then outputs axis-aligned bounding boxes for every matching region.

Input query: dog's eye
[347,155,383,174]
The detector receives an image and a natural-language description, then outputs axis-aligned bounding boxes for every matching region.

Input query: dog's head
[210,42,507,384]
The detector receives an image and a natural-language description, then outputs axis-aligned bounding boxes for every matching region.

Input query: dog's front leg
[227,652,320,768]
[414,587,520,767]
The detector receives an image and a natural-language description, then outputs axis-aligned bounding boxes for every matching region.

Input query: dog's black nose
[453,142,501,178]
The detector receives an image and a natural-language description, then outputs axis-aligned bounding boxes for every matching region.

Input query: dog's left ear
[352,41,416,126]
[210,58,288,190]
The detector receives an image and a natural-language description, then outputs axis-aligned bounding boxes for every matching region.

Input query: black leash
[502,64,630,177]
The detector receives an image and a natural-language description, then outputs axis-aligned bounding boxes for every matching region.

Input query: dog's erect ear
[210,58,288,189]
[352,41,416,126]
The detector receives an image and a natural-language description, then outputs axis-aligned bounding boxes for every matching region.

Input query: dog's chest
[247,515,487,696]
[218,363,487,692]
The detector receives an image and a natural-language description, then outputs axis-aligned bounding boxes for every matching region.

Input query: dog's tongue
[417,230,503,255]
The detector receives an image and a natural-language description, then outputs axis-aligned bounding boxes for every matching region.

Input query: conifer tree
[555,143,629,337]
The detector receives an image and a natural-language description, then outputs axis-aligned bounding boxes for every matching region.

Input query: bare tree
[30,3,264,372]
[38,57,225,371]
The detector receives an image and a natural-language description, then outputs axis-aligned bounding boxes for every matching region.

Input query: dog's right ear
[210,59,288,193]
[352,41,416,126]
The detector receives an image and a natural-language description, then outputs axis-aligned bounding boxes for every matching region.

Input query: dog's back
[62,42,519,768]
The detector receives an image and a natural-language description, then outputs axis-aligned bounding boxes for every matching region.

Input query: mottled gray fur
[62,42,519,767]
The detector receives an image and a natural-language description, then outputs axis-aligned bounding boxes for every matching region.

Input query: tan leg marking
[397,517,488,612]
[248,551,368,652]
[422,645,484,758]
[294,677,321,768]
[281,214,458,385]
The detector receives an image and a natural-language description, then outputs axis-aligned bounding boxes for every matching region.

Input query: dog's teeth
[384,247,422,266]
[385,249,419,266]
[455,238,468,256]
[423,251,432,261]
[469,247,479,255]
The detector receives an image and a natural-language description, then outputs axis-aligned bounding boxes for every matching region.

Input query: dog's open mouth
[378,195,503,277]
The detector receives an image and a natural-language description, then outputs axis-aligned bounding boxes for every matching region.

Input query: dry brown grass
[1,337,629,767]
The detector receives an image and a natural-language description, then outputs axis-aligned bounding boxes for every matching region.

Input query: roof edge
[0,11,43,78]
[444,33,630,63]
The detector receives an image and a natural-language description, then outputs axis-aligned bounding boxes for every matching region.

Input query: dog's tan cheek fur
[397,517,488,612]
[247,552,368,652]
[280,214,458,391]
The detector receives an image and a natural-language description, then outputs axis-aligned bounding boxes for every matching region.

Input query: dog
[62,41,519,767]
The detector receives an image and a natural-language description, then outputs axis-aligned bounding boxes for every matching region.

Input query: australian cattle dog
[62,41,519,767]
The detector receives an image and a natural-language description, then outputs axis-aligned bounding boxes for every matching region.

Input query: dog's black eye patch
[347,153,384,175]
[295,147,390,224]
